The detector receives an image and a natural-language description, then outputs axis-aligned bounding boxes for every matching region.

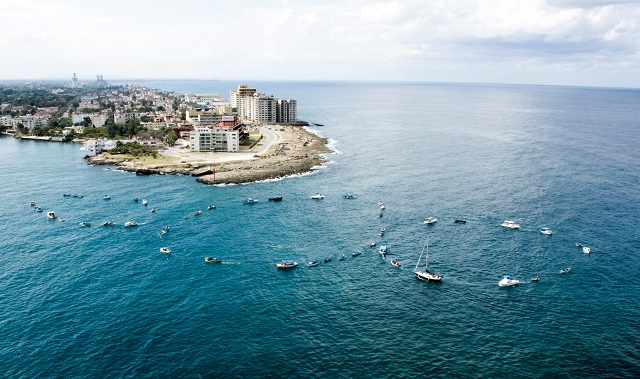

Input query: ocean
[1,81,639,378]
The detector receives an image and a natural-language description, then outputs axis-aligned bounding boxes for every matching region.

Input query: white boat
[103,195,111,200]
[498,275,520,287]
[339,254,347,261]
[501,220,520,229]
[352,250,362,257]
[160,247,172,254]
[343,194,356,199]
[46,211,57,219]
[193,210,202,216]
[540,227,552,235]
[310,193,325,199]
[560,267,572,274]
[79,222,91,227]
[207,205,216,210]
[380,227,386,236]
[380,204,385,210]
[276,260,298,269]
[582,246,591,254]
[424,217,437,224]
[205,257,222,263]
[307,259,319,267]
[243,198,259,204]
[414,239,442,282]
[141,199,148,206]
[379,245,387,255]
[124,221,139,227]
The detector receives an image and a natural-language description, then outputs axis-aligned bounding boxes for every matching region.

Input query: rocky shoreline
[86,125,332,185]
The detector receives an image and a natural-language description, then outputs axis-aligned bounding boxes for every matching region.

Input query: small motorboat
[207,205,217,210]
[268,197,283,202]
[339,254,347,261]
[193,210,202,216]
[575,242,582,247]
[79,222,92,227]
[390,260,401,268]
[501,220,520,229]
[379,245,388,255]
[276,260,298,269]
[124,221,139,227]
[205,257,222,263]
[46,211,57,219]
[560,267,572,274]
[307,259,319,267]
[159,226,170,236]
[57,218,66,222]
[343,194,356,199]
[141,199,148,206]
[36,207,43,212]
[424,217,438,224]
[498,275,520,287]
[324,256,333,263]
[103,195,111,200]
[378,200,384,206]
[151,207,157,213]
[531,276,540,282]
[352,250,362,257]
[378,212,383,218]
[134,198,139,202]
[243,198,259,204]
[62,194,70,198]
[160,247,172,254]
[102,221,115,226]
[369,241,376,248]
[380,227,386,236]
[72,194,83,198]
[184,215,190,219]
[540,227,553,235]
[582,246,591,255]
[30,200,36,206]
[454,219,467,224]
[380,204,385,210]
[310,193,325,200]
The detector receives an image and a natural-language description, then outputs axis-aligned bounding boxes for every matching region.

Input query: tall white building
[189,127,239,152]
[276,98,297,123]
[230,84,297,125]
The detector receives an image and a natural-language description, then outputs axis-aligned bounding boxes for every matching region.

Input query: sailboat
[414,239,442,283]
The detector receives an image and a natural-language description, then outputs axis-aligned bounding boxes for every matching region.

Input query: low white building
[189,127,239,152]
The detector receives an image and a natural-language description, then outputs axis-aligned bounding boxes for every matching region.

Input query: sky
[1,0,639,88]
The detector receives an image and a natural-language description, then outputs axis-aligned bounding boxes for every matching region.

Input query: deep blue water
[2,81,640,378]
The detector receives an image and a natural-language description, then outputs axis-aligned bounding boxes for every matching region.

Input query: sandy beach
[86,125,332,185]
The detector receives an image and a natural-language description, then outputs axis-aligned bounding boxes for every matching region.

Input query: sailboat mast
[425,239,429,271]
[414,239,427,272]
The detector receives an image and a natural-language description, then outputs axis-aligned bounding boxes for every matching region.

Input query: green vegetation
[109,141,158,158]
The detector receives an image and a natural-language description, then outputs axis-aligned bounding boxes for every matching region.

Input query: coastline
[86,125,333,185]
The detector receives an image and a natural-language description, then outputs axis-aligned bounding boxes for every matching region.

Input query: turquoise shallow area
[1,82,640,378]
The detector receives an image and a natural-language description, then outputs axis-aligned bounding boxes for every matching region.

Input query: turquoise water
[1,82,640,378]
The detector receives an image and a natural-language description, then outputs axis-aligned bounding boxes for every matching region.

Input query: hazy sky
[1,0,639,87]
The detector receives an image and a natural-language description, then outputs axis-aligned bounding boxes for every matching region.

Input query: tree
[59,117,72,128]
[166,129,178,145]
[82,116,92,127]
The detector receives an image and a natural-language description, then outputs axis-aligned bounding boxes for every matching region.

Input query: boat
[193,210,202,216]
[134,198,139,202]
[159,225,170,236]
[205,257,222,263]
[501,220,520,229]
[575,242,582,247]
[184,215,190,219]
[498,275,520,287]
[160,247,172,254]
[310,193,325,199]
[454,219,467,223]
[540,227,552,235]
[102,221,115,226]
[72,194,83,198]
[46,211,57,219]
[531,276,540,282]
[268,197,283,202]
[378,212,383,218]
[352,250,362,257]
[339,254,347,261]
[141,199,148,206]
[380,204,385,210]
[380,227,386,236]
[276,260,298,269]
[390,260,401,268]
[583,246,591,254]
[207,205,217,210]
[30,200,36,206]
[343,194,356,199]
[62,194,70,198]
[307,259,319,267]
[103,195,111,200]
[560,267,572,274]
[424,217,437,224]
[413,239,442,283]
[243,198,259,204]
[369,241,376,248]
[124,221,139,227]
[57,218,66,222]
[378,200,384,206]
[36,207,43,212]
[379,245,387,256]
[79,222,91,227]
[324,256,333,263]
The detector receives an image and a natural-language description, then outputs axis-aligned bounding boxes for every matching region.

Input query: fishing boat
[72,194,83,198]
[243,198,259,204]
[379,246,388,256]
[501,220,520,229]
[36,207,43,212]
[207,205,216,210]
[498,275,520,287]
[540,227,552,235]
[30,200,36,206]
[102,221,115,226]
[160,247,172,254]
[454,219,467,223]
[378,212,383,218]
[560,267,572,274]
[380,227,386,236]
[390,260,401,268]
[352,250,362,257]
[158,225,170,236]
[380,204,385,210]
[103,195,111,200]
[276,260,298,269]
[343,194,356,199]
[369,241,376,248]
[413,239,442,283]
[324,256,333,263]
[268,197,283,202]
[124,221,139,227]
[582,246,591,255]
[575,242,582,247]
[339,254,347,261]
[205,257,222,263]
[193,210,202,216]
[307,259,319,267]
[134,198,139,202]
[46,211,57,219]
[310,193,325,199]
[424,217,437,224]
[79,222,92,227]
[531,276,540,282]
[141,199,148,206]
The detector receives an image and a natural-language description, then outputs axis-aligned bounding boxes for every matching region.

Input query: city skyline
[1,0,639,88]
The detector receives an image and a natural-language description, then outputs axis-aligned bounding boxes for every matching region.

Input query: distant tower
[72,73,78,88]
